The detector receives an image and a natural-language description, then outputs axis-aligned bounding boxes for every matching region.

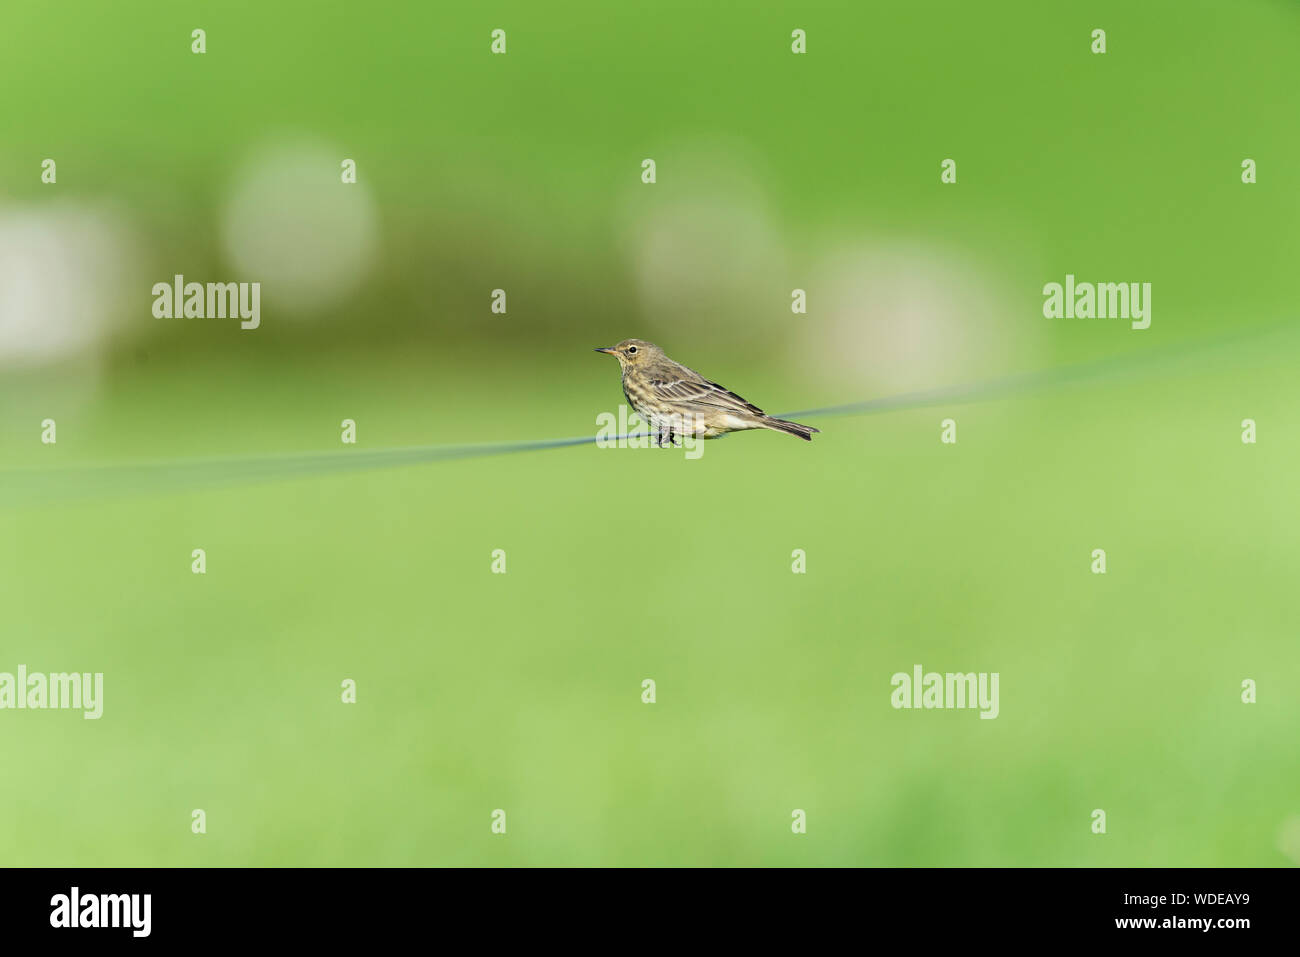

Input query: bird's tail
[762,417,819,441]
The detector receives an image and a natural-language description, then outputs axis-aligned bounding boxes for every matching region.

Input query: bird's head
[594,339,661,368]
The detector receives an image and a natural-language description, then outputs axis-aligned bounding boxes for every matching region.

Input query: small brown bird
[594,339,819,444]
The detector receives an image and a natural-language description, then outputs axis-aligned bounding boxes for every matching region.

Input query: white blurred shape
[800,241,1025,393]
[618,141,785,337]
[0,204,138,366]
[220,139,379,314]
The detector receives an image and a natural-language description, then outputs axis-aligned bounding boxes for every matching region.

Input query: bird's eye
[627,346,637,354]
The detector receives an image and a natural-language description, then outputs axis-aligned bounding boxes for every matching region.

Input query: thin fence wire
[1,321,1292,505]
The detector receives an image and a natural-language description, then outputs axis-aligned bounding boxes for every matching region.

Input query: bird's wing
[648,375,767,416]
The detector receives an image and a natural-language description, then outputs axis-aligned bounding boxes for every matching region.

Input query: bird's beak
[594,347,615,354]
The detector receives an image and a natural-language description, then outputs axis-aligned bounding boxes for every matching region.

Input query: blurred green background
[1,1,1297,865]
